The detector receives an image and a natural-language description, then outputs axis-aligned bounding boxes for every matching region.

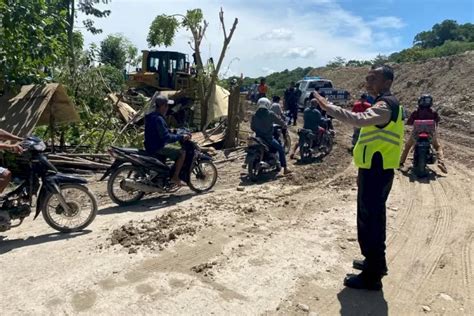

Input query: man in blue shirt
[289,94,322,159]
[145,95,191,185]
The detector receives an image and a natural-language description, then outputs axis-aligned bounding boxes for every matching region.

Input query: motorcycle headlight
[33,142,46,152]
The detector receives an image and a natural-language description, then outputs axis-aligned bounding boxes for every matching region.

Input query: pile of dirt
[109,209,207,253]
[310,51,474,133]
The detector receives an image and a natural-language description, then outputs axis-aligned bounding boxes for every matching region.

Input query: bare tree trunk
[224,82,241,148]
[201,9,238,129]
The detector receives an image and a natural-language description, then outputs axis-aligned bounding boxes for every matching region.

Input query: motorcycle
[0,137,98,233]
[412,120,437,177]
[245,136,281,182]
[101,137,218,206]
[298,124,334,163]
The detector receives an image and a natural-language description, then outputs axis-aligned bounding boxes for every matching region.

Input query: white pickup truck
[296,77,350,111]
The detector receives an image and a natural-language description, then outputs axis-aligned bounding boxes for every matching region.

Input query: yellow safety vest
[353,105,404,169]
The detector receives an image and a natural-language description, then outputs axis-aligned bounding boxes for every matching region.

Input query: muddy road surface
[1,121,472,315]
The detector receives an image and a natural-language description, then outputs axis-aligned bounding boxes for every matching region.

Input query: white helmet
[257,97,271,110]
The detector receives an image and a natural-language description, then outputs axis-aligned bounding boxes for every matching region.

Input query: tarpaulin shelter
[0,84,79,137]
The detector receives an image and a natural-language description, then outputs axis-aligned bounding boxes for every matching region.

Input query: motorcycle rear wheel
[42,184,97,233]
[107,164,146,206]
[414,148,428,177]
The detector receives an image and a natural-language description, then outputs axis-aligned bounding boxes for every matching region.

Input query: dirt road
[0,122,472,315]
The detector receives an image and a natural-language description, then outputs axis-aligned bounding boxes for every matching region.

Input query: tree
[456,23,474,42]
[432,20,459,46]
[0,0,69,90]
[372,54,389,67]
[147,8,238,129]
[326,57,346,68]
[99,34,137,70]
[62,0,111,90]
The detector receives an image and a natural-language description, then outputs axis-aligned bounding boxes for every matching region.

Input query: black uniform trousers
[357,153,394,280]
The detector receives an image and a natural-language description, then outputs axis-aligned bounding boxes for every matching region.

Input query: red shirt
[407,108,440,125]
[352,101,371,113]
[258,84,268,94]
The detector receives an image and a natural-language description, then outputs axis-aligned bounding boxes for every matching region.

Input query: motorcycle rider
[251,98,292,175]
[270,95,284,119]
[399,94,447,173]
[144,95,191,186]
[0,129,24,193]
[289,94,322,159]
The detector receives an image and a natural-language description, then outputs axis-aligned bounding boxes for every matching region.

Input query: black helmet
[418,94,433,108]
[360,93,368,100]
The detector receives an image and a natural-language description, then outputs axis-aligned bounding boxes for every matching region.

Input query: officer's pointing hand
[313,92,329,110]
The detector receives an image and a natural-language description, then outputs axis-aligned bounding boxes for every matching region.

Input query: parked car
[296,77,350,111]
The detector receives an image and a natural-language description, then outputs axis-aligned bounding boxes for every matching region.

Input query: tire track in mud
[386,174,418,265]
[461,232,473,300]
[388,178,454,307]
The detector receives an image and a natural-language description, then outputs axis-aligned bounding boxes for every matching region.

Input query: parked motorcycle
[298,124,334,163]
[412,120,437,177]
[102,137,218,206]
[0,137,98,233]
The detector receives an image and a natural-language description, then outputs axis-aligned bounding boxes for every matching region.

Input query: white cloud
[255,28,294,41]
[283,47,317,59]
[78,0,405,77]
[369,16,406,29]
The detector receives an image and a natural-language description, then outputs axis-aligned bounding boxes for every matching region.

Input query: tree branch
[219,8,227,39]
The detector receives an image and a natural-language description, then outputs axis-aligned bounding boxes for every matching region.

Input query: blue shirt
[303,106,322,132]
[144,112,183,154]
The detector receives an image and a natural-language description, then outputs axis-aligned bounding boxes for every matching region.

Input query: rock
[297,303,310,312]
[323,209,330,213]
[208,241,213,245]
[128,247,137,254]
[422,305,431,312]
[347,237,357,242]
[236,186,245,192]
[439,293,453,301]
[284,200,290,205]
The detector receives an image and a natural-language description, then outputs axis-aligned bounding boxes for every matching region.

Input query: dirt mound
[310,51,474,133]
[109,209,207,253]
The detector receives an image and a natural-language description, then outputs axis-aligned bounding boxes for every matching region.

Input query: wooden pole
[224,81,241,148]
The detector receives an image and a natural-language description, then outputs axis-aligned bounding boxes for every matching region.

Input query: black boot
[352,259,388,275]
[344,273,382,291]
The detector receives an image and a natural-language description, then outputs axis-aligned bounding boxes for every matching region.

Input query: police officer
[314,65,404,291]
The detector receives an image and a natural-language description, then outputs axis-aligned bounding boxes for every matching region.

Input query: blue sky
[79,0,474,77]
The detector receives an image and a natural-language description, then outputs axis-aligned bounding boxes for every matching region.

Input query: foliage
[372,54,389,67]
[0,0,69,87]
[77,0,112,34]
[224,67,313,97]
[147,14,180,47]
[413,20,474,49]
[99,34,137,70]
[346,59,372,67]
[326,56,347,68]
[389,40,474,63]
